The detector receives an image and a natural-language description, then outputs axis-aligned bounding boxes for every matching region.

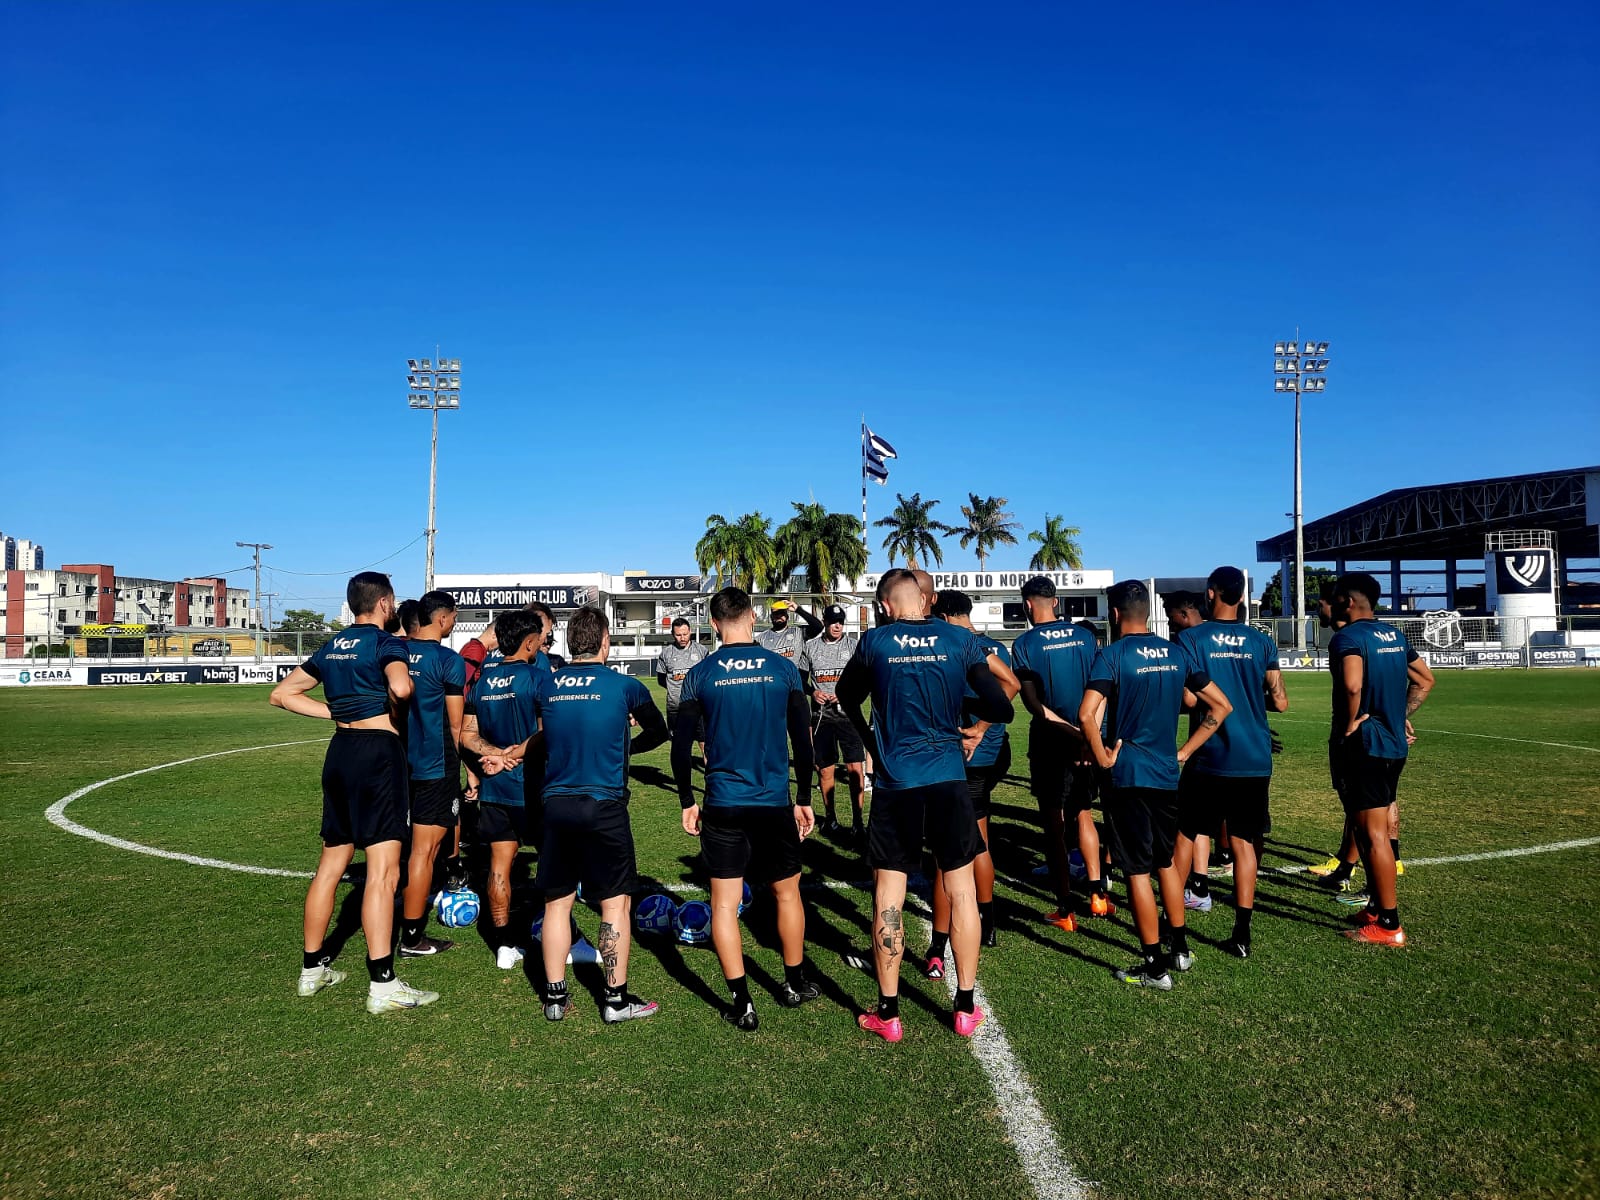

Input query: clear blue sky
[3,2,1596,614]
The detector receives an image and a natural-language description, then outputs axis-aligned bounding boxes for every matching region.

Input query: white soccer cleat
[297,965,346,997]
[365,981,440,1014]
[495,945,526,970]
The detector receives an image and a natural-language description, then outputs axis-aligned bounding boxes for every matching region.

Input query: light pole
[408,354,462,592]
[235,541,272,630]
[1274,338,1330,650]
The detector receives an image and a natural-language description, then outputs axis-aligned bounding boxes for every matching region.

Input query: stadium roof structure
[1257,466,1600,565]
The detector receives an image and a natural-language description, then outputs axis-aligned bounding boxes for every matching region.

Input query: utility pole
[408,353,462,592]
[235,541,273,629]
[1273,338,1329,651]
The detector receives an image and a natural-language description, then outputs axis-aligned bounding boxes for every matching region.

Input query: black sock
[303,948,330,971]
[1141,942,1163,973]
[784,962,807,990]
[1091,877,1108,896]
[1169,925,1190,955]
[727,974,751,1006]
[490,921,509,949]
[876,992,899,1021]
[1379,907,1400,931]
[954,987,975,1015]
[928,931,949,959]
[1188,874,1209,897]
[605,982,628,1007]
[544,978,568,1004]
[1390,838,1400,860]
[401,918,424,946]
[367,953,394,984]
[1327,861,1355,883]
[978,900,994,928]
[1233,906,1253,941]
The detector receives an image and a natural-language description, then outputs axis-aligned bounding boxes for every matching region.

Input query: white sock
[369,978,400,996]
[300,964,325,978]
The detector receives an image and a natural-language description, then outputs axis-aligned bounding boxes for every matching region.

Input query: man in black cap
[799,603,865,837]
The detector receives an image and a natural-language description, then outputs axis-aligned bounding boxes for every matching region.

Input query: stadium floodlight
[408,350,462,592]
[1273,334,1330,651]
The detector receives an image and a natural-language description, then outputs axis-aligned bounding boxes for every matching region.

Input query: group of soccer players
[271,560,1434,1030]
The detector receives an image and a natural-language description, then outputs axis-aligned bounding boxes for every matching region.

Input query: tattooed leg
[598,894,633,990]
[487,840,517,942]
[872,869,909,996]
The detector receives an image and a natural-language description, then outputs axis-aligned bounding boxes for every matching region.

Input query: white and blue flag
[863,426,897,484]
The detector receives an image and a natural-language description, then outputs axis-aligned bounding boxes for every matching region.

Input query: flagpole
[861,415,869,573]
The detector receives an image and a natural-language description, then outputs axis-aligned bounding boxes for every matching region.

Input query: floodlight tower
[407,353,462,592]
[1273,339,1330,650]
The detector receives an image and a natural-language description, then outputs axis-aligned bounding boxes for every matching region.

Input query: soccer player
[924,588,1019,971]
[529,607,669,1022]
[398,589,467,957]
[461,609,550,969]
[756,599,822,663]
[1078,580,1234,990]
[1163,590,1205,636]
[460,622,496,689]
[656,617,707,742]
[1009,575,1113,927]
[271,571,438,1014]
[1327,573,1434,946]
[672,587,821,1030]
[799,603,866,837]
[1163,589,1226,896]
[837,572,1014,1040]
[1170,568,1287,958]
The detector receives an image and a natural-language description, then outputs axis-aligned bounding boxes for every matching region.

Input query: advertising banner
[0,665,87,686]
[1529,646,1582,667]
[446,583,602,610]
[623,575,703,593]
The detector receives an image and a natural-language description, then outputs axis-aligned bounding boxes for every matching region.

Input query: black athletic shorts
[966,739,1011,820]
[1106,786,1179,877]
[535,794,636,902]
[1028,725,1096,814]
[478,800,534,846]
[1178,769,1271,842]
[321,729,409,849]
[814,714,865,766]
[409,776,460,828]
[666,703,704,742]
[701,804,803,885]
[868,779,984,874]
[1337,743,1405,814]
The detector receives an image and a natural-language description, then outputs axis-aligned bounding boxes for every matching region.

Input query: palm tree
[695,512,778,592]
[772,502,867,598]
[953,493,1020,572]
[875,492,953,571]
[1027,514,1084,571]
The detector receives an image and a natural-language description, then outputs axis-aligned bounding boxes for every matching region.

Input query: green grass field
[2,671,1598,1200]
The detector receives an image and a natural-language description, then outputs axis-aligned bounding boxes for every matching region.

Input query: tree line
[694,495,1083,598]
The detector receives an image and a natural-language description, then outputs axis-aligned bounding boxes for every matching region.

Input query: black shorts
[966,739,1011,820]
[535,794,636,901]
[666,703,704,742]
[1338,744,1405,814]
[868,779,984,874]
[701,804,803,886]
[1028,726,1096,814]
[477,800,534,846]
[1178,769,1271,842]
[321,729,409,849]
[1328,738,1344,795]
[409,776,460,828]
[814,715,865,767]
[1106,786,1179,877]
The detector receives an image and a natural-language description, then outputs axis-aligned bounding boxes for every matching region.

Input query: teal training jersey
[966,635,1013,769]
[1178,619,1277,778]
[1329,619,1418,760]
[302,624,409,723]
[853,619,989,790]
[405,639,466,780]
[537,664,654,802]
[681,646,804,808]
[469,658,546,808]
[1088,633,1211,791]
[1009,619,1097,727]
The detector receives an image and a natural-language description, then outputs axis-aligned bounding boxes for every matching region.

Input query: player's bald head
[884,573,925,618]
[912,570,936,610]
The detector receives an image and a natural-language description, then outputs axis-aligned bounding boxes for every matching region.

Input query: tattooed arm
[1405,656,1435,718]
[1177,679,1232,765]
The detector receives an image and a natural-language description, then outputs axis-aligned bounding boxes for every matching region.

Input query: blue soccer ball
[635,893,677,937]
[738,882,753,916]
[433,887,480,928]
[530,910,545,941]
[674,898,713,945]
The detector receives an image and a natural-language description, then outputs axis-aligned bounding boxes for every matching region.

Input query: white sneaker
[297,965,346,997]
[496,945,526,970]
[365,980,440,1014]
[569,936,603,967]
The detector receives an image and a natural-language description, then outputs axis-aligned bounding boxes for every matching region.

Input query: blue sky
[3,2,1596,614]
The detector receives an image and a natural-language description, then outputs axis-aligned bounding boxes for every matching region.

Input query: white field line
[1271,716,1600,756]
[918,914,1095,1200]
